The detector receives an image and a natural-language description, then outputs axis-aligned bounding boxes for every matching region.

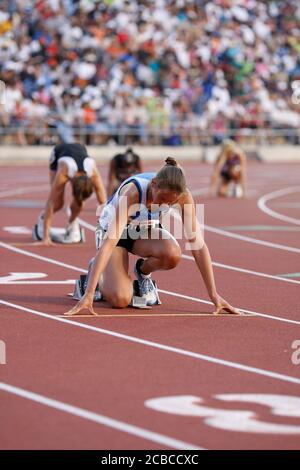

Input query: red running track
[0,161,300,450]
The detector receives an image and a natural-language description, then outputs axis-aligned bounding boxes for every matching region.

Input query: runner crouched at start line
[33,143,106,245]
[65,157,240,315]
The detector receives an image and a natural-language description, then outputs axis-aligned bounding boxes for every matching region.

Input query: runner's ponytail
[165,157,178,167]
[156,158,186,193]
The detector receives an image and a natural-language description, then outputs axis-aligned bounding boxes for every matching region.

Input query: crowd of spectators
[0,0,300,145]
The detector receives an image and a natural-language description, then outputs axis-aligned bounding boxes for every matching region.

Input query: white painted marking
[0,272,47,283]
[159,289,300,327]
[258,186,300,226]
[3,226,31,235]
[60,313,250,318]
[279,272,300,279]
[0,241,84,273]
[217,394,300,418]
[204,224,300,253]
[0,340,6,365]
[76,217,96,232]
[1,299,300,385]
[182,254,300,285]
[0,280,76,285]
[0,185,48,199]
[0,382,201,450]
[145,394,300,435]
[188,189,300,253]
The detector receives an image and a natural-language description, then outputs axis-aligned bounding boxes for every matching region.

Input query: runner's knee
[160,244,181,270]
[110,293,132,308]
[105,288,133,308]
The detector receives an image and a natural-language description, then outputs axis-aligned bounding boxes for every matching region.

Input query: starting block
[130,280,161,308]
[51,227,85,244]
[228,183,243,198]
[131,280,149,308]
[72,274,102,301]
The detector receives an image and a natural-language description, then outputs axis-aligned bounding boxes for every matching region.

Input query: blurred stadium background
[0,0,299,154]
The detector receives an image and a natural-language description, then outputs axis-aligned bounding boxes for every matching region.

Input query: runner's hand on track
[64,294,98,316]
[212,295,241,315]
[34,237,55,247]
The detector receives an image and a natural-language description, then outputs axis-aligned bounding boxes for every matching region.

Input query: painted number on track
[145,394,300,434]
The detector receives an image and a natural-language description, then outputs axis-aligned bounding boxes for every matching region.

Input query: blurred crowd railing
[0,124,299,146]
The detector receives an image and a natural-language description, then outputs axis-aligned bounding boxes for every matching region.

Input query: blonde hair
[222,139,237,157]
[155,157,186,193]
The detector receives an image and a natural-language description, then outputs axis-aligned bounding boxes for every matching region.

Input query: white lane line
[181,255,300,286]
[204,224,300,254]
[1,239,299,327]
[0,185,48,199]
[3,226,32,234]
[279,272,300,279]
[158,289,300,326]
[258,187,300,226]
[0,241,85,273]
[1,299,300,385]
[221,225,300,232]
[0,382,201,450]
[0,280,76,285]
[78,217,300,285]
[59,313,252,318]
[77,217,97,232]
[189,189,300,253]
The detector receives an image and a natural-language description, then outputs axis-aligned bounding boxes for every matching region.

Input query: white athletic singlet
[98,172,170,231]
[57,156,95,178]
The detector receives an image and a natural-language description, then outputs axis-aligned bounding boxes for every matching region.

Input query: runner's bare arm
[107,158,117,197]
[91,167,107,205]
[209,152,226,195]
[43,165,68,244]
[239,151,247,195]
[85,183,139,295]
[180,190,240,314]
[64,183,139,315]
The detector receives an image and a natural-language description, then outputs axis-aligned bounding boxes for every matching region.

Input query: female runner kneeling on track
[64,157,240,316]
[209,139,246,198]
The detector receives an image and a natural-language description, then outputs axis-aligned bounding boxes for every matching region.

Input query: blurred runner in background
[209,140,247,198]
[107,147,142,197]
[33,142,106,245]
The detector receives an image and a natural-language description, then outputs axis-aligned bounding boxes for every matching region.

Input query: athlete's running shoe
[63,220,85,244]
[73,258,102,301]
[32,212,44,241]
[134,258,161,306]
